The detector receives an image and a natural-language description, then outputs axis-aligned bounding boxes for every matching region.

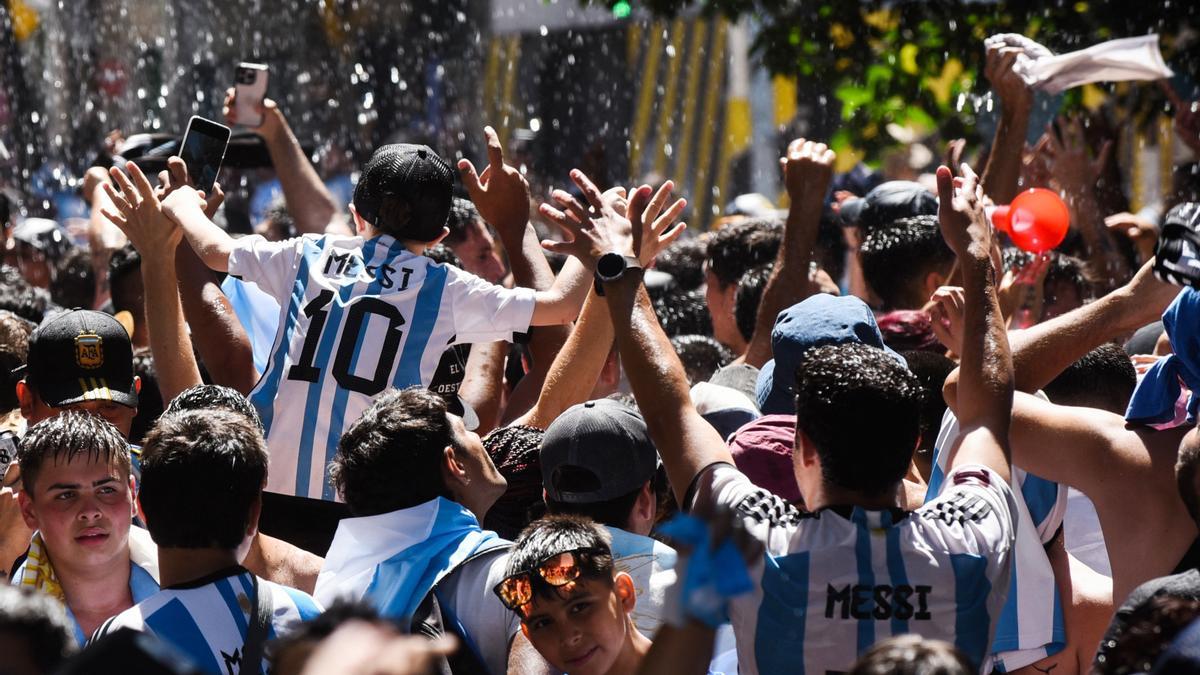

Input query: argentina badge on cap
[75,332,104,369]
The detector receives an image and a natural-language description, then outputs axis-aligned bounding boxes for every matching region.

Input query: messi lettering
[824,583,932,621]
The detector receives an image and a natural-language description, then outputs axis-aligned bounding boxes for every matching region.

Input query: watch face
[597,253,625,279]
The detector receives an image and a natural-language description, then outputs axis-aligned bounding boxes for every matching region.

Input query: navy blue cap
[755,294,906,415]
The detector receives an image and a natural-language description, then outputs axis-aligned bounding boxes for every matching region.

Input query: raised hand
[984,45,1033,114]
[936,163,992,264]
[156,157,225,219]
[222,87,282,137]
[539,169,634,269]
[101,161,182,257]
[997,253,1052,328]
[457,126,531,235]
[780,138,835,203]
[928,285,966,356]
[1041,117,1112,196]
[628,180,687,267]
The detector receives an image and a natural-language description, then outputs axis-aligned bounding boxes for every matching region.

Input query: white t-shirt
[688,462,1017,675]
[228,233,536,500]
[94,567,321,674]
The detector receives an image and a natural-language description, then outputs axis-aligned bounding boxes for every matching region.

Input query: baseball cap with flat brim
[20,310,137,408]
[839,181,938,234]
[756,294,906,415]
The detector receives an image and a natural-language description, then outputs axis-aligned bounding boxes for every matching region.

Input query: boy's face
[19,453,134,574]
[519,575,633,675]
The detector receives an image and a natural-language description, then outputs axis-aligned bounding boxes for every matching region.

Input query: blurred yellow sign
[10,0,39,42]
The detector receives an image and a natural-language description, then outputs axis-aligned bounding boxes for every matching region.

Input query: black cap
[352,143,454,242]
[540,399,659,503]
[22,310,137,408]
[1154,202,1200,288]
[839,181,938,234]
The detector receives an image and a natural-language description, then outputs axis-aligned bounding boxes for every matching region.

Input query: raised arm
[541,172,727,504]
[517,180,684,429]
[743,138,834,368]
[936,164,1013,482]
[161,184,236,273]
[101,162,202,403]
[223,88,342,235]
[979,46,1034,205]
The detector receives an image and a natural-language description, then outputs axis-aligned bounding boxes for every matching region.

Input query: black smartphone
[179,116,231,194]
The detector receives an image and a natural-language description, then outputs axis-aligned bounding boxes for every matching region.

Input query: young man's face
[19,382,138,439]
[19,454,134,574]
[450,219,506,284]
[520,576,632,675]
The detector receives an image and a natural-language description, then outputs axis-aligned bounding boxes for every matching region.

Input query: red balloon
[990,188,1070,253]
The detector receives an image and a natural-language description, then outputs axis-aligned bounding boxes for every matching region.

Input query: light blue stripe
[282,586,323,622]
[884,515,909,637]
[1020,473,1060,531]
[143,598,224,674]
[251,237,324,437]
[294,238,381,497]
[950,553,992,666]
[320,238,406,500]
[215,578,249,636]
[754,552,808,675]
[851,509,876,654]
[392,264,449,389]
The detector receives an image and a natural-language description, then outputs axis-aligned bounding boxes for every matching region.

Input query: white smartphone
[234,62,269,127]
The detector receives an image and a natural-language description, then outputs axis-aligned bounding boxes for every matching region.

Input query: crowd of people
[1,32,1200,675]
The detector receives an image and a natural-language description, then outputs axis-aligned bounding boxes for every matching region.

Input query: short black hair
[653,288,712,337]
[795,343,923,496]
[128,348,163,446]
[164,384,264,432]
[425,243,463,268]
[139,410,268,549]
[1043,343,1136,415]
[671,334,733,386]
[0,265,52,324]
[0,586,77,673]
[50,248,95,311]
[262,202,297,240]
[107,244,142,315]
[859,215,954,310]
[505,515,614,606]
[734,263,772,343]
[545,485,643,531]
[18,410,131,492]
[330,387,457,516]
[815,209,848,284]
[654,237,708,291]
[483,424,547,540]
[705,218,781,288]
[445,197,482,246]
[901,350,956,482]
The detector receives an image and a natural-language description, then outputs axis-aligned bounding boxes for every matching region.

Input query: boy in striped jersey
[586,162,1018,673]
[158,128,596,501]
[94,409,321,673]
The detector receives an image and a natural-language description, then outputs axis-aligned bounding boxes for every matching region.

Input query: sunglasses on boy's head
[493,547,610,612]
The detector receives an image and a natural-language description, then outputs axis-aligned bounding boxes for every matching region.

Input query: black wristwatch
[594,253,642,296]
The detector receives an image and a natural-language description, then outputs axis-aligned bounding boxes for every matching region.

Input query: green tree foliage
[600,0,1200,159]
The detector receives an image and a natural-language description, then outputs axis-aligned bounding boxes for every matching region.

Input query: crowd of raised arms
[2,31,1200,675]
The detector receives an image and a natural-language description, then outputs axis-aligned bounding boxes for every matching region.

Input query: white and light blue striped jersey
[93,567,321,675]
[927,408,1068,672]
[228,233,536,500]
[691,462,1016,675]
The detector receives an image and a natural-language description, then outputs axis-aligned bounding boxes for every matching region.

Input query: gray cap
[540,399,659,503]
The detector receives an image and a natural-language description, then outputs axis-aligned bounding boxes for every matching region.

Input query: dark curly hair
[704,218,781,288]
[795,343,923,495]
[483,424,547,540]
[859,215,954,310]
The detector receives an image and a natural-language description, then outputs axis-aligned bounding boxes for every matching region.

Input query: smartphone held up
[179,116,230,195]
[234,62,269,127]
